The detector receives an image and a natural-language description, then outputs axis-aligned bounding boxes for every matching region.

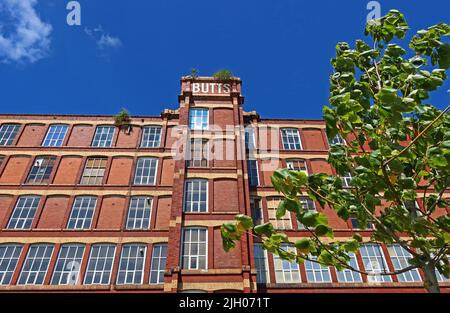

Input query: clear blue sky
[0,0,449,119]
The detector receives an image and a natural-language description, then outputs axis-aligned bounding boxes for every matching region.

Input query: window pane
[7,196,41,230]
[267,197,292,230]
[51,244,85,285]
[18,244,54,285]
[42,125,68,147]
[181,228,207,270]
[116,244,146,285]
[92,126,115,147]
[189,109,209,130]
[273,244,300,283]
[360,244,392,282]
[126,197,152,230]
[149,244,167,284]
[186,139,208,168]
[336,253,363,283]
[26,156,56,184]
[0,244,23,285]
[253,243,269,283]
[247,159,259,187]
[387,244,421,282]
[80,157,107,185]
[183,180,208,213]
[0,124,20,146]
[84,244,116,285]
[133,158,158,185]
[281,128,302,150]
[66,196,97,230]
[141,126,162,148]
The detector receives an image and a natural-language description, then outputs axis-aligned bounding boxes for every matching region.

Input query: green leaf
[437,43,450,69]
[254,223,274,237]
[294,238,311,251]
[315,224,333,238]
[235,214,253,230]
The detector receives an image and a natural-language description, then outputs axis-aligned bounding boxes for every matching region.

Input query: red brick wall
[261,159,281,187]
[160,158,175,185]
[116,126,140,148]
[310,158,333,175]
[155,196,171,229]
[0,195,14,226]
[302,128,327,150]
[96,196,126,229]
[107,157,133,185]
[213,108,234,128]
[0,156,30,184]
[17,124,46,146]
[53,156,83,185]
[36,196,70,229]
[213,228,241,268]
[67,124,95,146]
[213,179,239,212]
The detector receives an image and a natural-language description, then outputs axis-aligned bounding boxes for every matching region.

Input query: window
[189,108,209,130]
[267,197,292,230]
[360,244,392,282]
[181,228,207,270]
[253,243,270,283]
[387,244,421,282]
[17,244,54,285]
[183,179,208,213]
[26,156,56,184]
[328,134,344,145]
[92,126,115,147]
[0,244,23,285]
[250,198,263,226]
[350,217,374,230]
[0,124,20,146]
[51,244,85,285]
[126,197,152,230]
[66,196,97,230]
[286,159,308,175]
[84,244,116,285]
[336,252,363,283]
[403,200,423,218]
[297,197,316,229]
[245,127,256,150]
[247,159,259,187]
[304,255,332,282]
[341,172,352,187]
[133,157,158,185]
[141,126,162,148]
[149,244,167,284]
[80,157,107,185]
[116,244,146,285]
[7,196,41,230]
[281,128,302,150]
[436,257,450,282]
[186,139,208,167]
[42,125,68,147]
[273,244,301,283]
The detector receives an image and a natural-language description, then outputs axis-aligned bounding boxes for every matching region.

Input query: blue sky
[0,0,449,119]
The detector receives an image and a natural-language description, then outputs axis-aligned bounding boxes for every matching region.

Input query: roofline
[259,118,324,122]
[0,113,161,119]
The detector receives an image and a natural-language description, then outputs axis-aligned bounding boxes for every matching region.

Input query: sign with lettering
[192,82,231,94]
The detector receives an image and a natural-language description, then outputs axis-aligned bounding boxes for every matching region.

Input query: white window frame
[0,244,23,285]
[245,127,256,150]
[328,134,345,145]
[281,128,302,150]
[126,197,152,230]
[66,196,97,230]
[273,244,301,283]
[341,172,353,188]
[83,244,116,285]
[186,139,209,168]
[286,159,308,175]
[267,197,292,230]
[360,244,392,283]
[149,243,168,284]
[42,124,68,147]
[387,244,421,282]
[336,252,363,283]
[7,196,41,230]
[247,159,259,187]
[183,179,208,213]
[141,126,162,148]
[17,244,54,285]
[304,255,332,283]
[189,108,209,130]
[80,157,107,185]
[50,244,85,285]
[92,126,115,147]
[116,243,147,285]
[133,157,158,185]
[253,243,270,284]
[181,228,208,270]
[26,156,56,184]
[0,124,20,146]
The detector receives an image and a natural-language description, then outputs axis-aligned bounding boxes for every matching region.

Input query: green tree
[221,10,450,293]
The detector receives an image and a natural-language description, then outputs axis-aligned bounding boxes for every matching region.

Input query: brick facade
[0,76,448,293]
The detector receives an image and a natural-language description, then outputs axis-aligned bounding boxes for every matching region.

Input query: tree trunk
[423,262,440,293]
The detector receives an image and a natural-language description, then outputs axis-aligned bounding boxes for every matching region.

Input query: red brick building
[0,76,448,293]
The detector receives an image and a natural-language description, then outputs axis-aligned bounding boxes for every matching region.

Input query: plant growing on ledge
[113,108,132,133]
[221,10,450,293]
[190,68,199,79]
[213,69,234,80]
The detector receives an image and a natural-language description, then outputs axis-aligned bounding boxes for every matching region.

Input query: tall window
[183,179,208,213]
[387,244,421,282]
[0,124,20,146]
[297,197,316,229]
[26,156,56,184]
[247,159,259,187]
[186,139,208,167]
[245,127,256,150]
[189,108,209,130]
[286,159,308,175]
[304,256,332,282]
[84,244,116,285]
[92,126,115,147]
[181,228,207,270]
[0,244,23,285]
[17,244,54,285]
[281,128,302,150]
[80,157,107,185]
[51,244,85,285]
[66,196,97,230]
[116,244,147,285]
[250,198,263,226]
[126,197,152,230]
[133,157,158,185]
[149,244,167,284]
[273,244,300,283]
[360,244,392,282]
[253,243,270,283]
[341,172,353,187]
[141,126,162,148]
[328,134,344,145]
[267,197,292,230]
[42,125,68,147]
[336,252,363,283]
[7,196,41,230]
